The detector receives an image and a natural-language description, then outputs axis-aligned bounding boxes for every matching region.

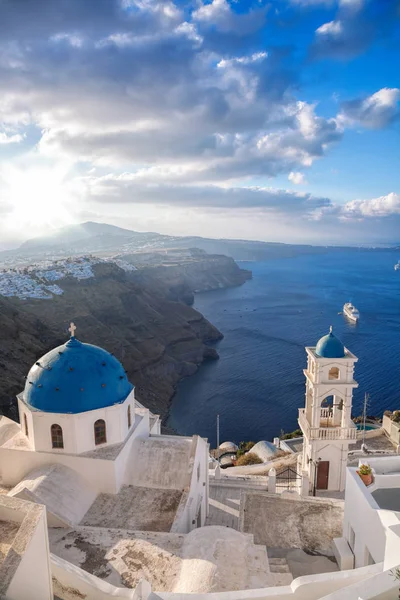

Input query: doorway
[317,461,330,490]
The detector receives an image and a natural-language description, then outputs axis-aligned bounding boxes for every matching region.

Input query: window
[197,462,201,482]
[321,395,334,408]
[51,424,64,449]
[127,405,132,429]
[329,367,340,380]
[23,414,28,437]
[94,419,107,445]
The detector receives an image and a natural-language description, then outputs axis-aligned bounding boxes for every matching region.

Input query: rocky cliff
[0,257,251,422]
[129,253,252,304]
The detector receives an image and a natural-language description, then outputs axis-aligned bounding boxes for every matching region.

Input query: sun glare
[3,165,76,237]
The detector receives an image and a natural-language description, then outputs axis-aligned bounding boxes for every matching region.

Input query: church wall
[30,410,78,454]
[314,442,347,491]
[18,401,35,449]
[114,409,150,492]
[18,390,137,456]
[0,447,118,493]
[73,399,128,454]
[116,391,138,451]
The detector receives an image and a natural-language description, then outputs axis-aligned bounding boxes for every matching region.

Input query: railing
[298,408,311,439]
[320,408,331,419]
[298,409,357,441]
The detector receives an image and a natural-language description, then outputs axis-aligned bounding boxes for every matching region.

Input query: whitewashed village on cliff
[1,314,400,600]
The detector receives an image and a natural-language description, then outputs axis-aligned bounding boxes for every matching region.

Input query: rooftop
[23,335,133,414]
[315,328,346,359]
[81,485,183,532]
[372,488,400,512]
[49,525,271,593]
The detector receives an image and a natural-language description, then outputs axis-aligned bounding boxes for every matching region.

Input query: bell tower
[298,327,358,493]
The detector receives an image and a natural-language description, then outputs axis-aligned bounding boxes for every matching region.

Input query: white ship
[343,302,360,322]
[395,262,400,271]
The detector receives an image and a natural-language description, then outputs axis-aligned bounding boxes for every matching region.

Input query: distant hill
[2,221,399,265]
[20,222,136,249]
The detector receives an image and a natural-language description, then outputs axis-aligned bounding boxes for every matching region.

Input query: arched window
[94,419,107,445]
[51,424,64,449]
[127,405,132,429]
[23,414,28,437]
[329,367,340,380]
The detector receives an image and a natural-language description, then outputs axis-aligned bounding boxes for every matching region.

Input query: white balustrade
[298,408,357,441]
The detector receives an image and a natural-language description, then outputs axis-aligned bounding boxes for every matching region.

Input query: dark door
[317,461,330,490]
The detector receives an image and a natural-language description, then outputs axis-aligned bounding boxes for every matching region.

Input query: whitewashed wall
[343,468,386,567]
[2,500,53,600]
[19,390,136,455]
[156,563,383,600]
[171,435,209,533]
[0,446,118,493]
[114,409,150,491]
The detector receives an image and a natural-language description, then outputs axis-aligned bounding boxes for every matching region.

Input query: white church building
[1,325,400,600]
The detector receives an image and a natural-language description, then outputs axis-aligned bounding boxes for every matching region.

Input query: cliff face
[0,255,251,422]
[0,261,228,422]
[128,254,252,304]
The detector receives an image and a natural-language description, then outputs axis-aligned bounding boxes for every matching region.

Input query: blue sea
[166,250,400,447]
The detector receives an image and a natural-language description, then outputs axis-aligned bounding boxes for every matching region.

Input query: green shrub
[236,441,256,457]
[281,429,302,440]
[392,411,400,423]
[359,464,372,476]
[236,452,263,466]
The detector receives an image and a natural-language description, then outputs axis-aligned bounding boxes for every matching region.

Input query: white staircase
[266,554,293,586]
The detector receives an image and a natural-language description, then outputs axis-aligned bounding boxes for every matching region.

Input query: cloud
[288,171,307,184]
[0,132,24,145]
[339,0,363,7]
[193,0,268,34]
[0,0,397,246]
[0,0,340,185]
[316,20,343,36]
[85,170,400,225]
[338,88,400,129]
[85,173,332,214]
[342,192,400,218]
[309,0,397,60]
[290,0,335,6]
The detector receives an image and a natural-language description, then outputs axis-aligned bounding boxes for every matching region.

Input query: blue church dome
[24,336,133,414]
[315,327,346,359]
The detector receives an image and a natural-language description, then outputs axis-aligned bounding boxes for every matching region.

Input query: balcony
[298,408,357,441]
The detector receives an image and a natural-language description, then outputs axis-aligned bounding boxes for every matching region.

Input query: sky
[0,0,399,249]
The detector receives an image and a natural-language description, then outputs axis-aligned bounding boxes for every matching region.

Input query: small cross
[329,325,333,334]
[69,322,77,337]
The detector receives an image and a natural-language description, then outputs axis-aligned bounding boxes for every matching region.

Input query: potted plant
[357,463,373,486]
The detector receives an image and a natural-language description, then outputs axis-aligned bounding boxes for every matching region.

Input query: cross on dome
[68,322,77,337]
[329,325,333,334]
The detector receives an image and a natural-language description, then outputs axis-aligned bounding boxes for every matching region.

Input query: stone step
[270,563,291,574]
[268,572,293,586]
[268,557,288,566]
[247,544,271,587]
